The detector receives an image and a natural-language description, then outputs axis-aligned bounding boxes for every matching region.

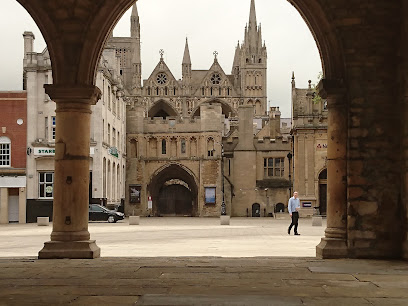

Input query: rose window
[156,73,167,85]
[211,73,221,85]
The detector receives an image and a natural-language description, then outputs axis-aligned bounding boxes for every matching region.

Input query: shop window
[39,172,54,198]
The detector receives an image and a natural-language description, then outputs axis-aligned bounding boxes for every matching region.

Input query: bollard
[37,217,49,226]
[129,216,140,225]
[220,215,230,225]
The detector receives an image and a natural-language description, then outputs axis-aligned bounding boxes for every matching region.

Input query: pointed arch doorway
[149,164,198,216]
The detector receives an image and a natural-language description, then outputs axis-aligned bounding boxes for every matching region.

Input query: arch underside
[192,100,236,118]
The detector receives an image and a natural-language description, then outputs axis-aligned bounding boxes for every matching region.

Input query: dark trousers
[288,211,299,234]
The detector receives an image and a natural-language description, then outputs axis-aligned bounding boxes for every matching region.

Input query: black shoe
[288,228,290,235]
[294,233,300,236]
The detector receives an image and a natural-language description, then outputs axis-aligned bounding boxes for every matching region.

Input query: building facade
[123,0,292,217]
[291,74,328,217]
[23,33,127,222]
[0,91,27,223]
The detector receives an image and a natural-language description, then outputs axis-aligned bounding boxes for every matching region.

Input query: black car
[89,204,124,223]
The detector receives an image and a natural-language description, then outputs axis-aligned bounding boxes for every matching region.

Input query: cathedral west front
[120,0,293,217]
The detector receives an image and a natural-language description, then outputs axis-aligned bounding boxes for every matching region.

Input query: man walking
[288,191,300,235]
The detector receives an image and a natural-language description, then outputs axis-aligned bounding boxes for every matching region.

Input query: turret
[232,41,241,87]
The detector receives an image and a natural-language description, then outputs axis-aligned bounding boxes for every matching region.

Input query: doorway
[252,203,261,217]
[8,188,19,223]
[158,184,193,216]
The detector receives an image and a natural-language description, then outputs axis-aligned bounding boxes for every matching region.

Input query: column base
[38,240,100,259]
[316,238,348,259]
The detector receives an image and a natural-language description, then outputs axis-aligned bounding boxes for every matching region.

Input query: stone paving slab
[0,257,407,305]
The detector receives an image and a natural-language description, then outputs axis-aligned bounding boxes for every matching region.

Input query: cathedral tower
[239,0,267,116]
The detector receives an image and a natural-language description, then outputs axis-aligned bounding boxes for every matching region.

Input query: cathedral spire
[131,1,138,17]
[131,1,140,39]
[232,41,240,69]
[182,38,191,65]
[249,0,257,29]
[182,38,192,85]
[130,0,141,94]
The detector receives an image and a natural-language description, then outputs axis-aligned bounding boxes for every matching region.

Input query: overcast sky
[0,0,321,118]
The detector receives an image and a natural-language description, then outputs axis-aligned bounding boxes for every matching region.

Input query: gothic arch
[191,99,237,118]
[148,100,178,118]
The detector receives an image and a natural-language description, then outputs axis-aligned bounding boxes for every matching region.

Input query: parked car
[89,204,124,223]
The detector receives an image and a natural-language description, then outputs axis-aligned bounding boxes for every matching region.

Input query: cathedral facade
[121,0,292,217]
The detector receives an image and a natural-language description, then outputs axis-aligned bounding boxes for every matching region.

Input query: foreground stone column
[39,85,101,259]
[316,80,348,258]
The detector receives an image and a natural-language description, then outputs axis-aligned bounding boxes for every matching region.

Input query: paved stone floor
[0,217,324,257]
[0,218,407,305]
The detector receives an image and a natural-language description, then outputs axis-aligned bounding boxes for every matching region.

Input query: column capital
[44,84,101,105]
[317,79,346,99]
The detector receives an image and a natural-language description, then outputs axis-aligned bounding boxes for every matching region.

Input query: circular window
[211,73,221,85]
[17,119,24,125]
[156,73,167,85]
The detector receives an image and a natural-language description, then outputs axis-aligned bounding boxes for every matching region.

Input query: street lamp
[287,152,293,196]
[221,144,226,215]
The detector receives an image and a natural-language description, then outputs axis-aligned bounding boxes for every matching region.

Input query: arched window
[173,87,176,95]
[0,136,11,167]
[165,87,168,95]
[181,139,186,154]
[207,138,215,157]
[227,87,230,96]
[202,87,205,95]
[218,87,221,95]
[210,87,213,96]
[147,87,151,95]
[156,87,159,95]
[162,139,167,155]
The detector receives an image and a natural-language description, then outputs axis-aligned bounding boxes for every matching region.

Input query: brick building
[0,91,27,223]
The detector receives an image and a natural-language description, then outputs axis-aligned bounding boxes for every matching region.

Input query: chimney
[23,31,35,59]
[269,106,281,138]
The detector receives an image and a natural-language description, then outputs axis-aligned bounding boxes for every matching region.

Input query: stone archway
[148,164,198,217]
[15,0,407,260]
